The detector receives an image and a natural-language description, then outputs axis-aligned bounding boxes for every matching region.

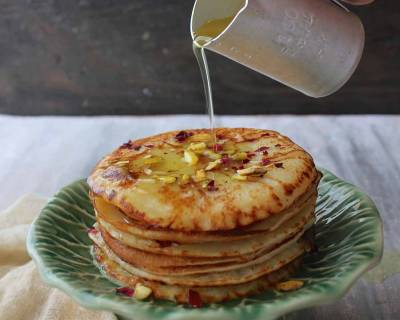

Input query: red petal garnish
[261,133,270,137]
[238,165,244,170]
[262,158,270,166]
[121,141,140,150]
[188,290,203,308]
[87,228,98,235]
[157,240,173,248]
[221,154,230,165]
[175,131,193,142]
[144,144,154,148]
[116,287,134,297]
[275,163,284,168]
[275,144,281,147]
[242,159,250,164]
[231,166,238,170]
[121,141,132,148]
[207,180,218,192]
[255,146,269,152]
[247,152,255,158]
[213,144,223,152]
[216,134,225,139]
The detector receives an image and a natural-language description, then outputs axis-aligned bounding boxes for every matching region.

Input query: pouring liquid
[193,16,234,137]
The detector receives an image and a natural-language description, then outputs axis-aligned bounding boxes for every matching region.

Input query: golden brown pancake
[88,128,319,232]
[87,128,320,305]
[93,245,304,304]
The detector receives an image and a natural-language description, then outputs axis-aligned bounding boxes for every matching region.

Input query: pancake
[91,182,317,243]
[96,199,315,257]
[93,245,303,304]
[89,230,310,286]
[97,225,307,276]
[87,128,320,305]
[88,128,319,232]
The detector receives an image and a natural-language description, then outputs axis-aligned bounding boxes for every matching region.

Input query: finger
[341,0,375,5]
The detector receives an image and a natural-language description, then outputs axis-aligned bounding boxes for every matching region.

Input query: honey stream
[193,16,234,138]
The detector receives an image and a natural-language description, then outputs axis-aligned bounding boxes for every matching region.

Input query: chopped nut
[193,169,206,182]
[237,165,266,175]
[184,150,199,166]
[181,174,190,184]
[188,142,207,152]
[114,160,129,167]
[232,174,247,181]
[167,139,182,147]
[151,170,168,175]
[224,149,236,155]
[203,150,222,160]
[143,168,152,175]
[205,159,222,171]
[231,152,248,161]
[134,283,152,300]
[158,176,176,184]
[276,280,304,292]
[223,141,236,154]
[136,178,156,183]
[144,156,161,165]
[190,133,211,142]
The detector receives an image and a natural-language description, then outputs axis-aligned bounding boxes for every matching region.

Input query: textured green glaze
[27,168,383,320]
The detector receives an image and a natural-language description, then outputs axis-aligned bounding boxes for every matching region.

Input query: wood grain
[0,114,399,318]
[0,0,398,115]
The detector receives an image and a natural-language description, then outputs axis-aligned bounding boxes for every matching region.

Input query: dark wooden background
[0,0,398,115]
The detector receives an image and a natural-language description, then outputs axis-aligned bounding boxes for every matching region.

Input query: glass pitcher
[191,0,365,98]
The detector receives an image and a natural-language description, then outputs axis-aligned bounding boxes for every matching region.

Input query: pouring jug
[190,0,365,98]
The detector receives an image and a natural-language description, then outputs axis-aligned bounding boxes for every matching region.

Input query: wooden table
[1,115,398,319]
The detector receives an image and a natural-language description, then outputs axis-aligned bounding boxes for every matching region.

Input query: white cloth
[0,195,116,320]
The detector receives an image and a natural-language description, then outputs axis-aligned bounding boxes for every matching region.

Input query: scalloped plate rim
[26,167,383,320]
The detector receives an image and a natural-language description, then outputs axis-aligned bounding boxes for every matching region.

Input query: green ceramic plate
[27,168,383,320]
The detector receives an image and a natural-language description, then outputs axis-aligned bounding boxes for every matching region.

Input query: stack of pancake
[87,128,320,305]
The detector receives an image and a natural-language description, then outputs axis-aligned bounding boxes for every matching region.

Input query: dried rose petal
[238,165,244,170]
[207,180,218,192]
[242,159,250,164]
[247,152,255,158]
[261,133,270,137]
[121,141,140,150]
[116,287,134,297]
[275,144,281,147]
[188,290,203,308]
[144,144,154,148]
[87,228,98,235]
[213,144,223,152]
[121,141,132,149]
[262,158,270,166]
[157,241,173,248]
[275,162,284,168]
[216,134,225,139]
[175,131,193,142]
[255,146,269,152]
[221,154,230,166]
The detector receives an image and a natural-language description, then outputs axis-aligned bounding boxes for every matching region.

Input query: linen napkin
[0,195,117,320]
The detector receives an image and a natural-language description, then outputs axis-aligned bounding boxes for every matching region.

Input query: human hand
[342,0,375,5]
